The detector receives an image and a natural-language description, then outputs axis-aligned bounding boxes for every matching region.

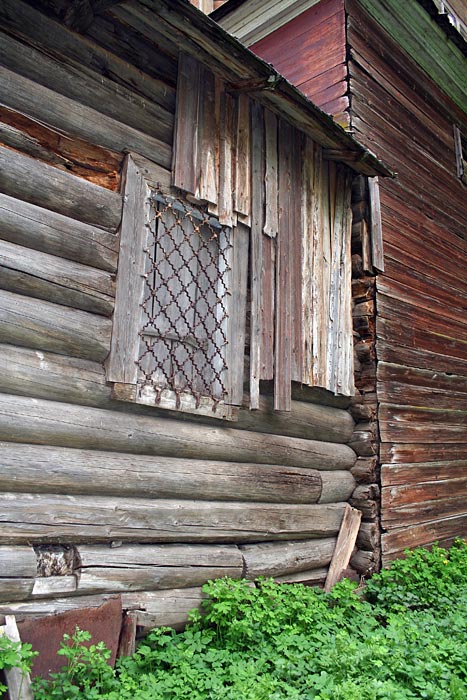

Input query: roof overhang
[33,0,392,177]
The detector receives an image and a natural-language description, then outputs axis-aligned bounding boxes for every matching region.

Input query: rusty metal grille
[137,189,232,409]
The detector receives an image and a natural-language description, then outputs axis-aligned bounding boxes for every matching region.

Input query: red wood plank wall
[345,0,467,563]
[250,0,349,128]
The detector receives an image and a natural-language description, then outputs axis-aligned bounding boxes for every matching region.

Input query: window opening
[137,188,232,411]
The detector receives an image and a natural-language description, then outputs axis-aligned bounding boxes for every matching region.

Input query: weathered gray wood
[0,239,115,316]
[291,383,352,408]
[0,193,118,272]
[227,223,248,405]
[0,492,347,544]
[324,505,362,591]
[274,567,328,584]
[2,616,34,700]
[0,342,355,445]
[0,345,111,408]
[318,471,356,503]
[0,66,172,169]
[350,549,378,575]
[0,594,119,619]
[123,587,206,632]
[0,30,174,146]
[238,394,355,443]
[0,547,36,578]
[107,155,151,384]
[76,544,243,593]
[240,538,336,578]
[0,290,111,361]
[249,100,264,409]
[0,581,34,603]
[0,146,121,231]
[0,395,357,470]
[368,177,384,272]
[32,576,77,597]
[0,443,327,503]
[172,53,201,196]
[263,109,278,237]
[0,0,176,111]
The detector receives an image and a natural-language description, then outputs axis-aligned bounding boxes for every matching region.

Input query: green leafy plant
[0,632,36,698]
[30,540,467,700]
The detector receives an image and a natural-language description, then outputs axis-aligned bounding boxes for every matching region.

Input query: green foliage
[31,540,467,700]
[0,631,36,696]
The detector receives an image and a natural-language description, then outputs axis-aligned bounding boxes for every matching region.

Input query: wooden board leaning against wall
[0,0,369,625]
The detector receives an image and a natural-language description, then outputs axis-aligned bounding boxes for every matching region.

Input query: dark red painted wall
[250,0,349,127]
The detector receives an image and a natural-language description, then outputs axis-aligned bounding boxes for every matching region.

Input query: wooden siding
[250,0,349,128]
[0,0,360,619]
[346,0,467,562]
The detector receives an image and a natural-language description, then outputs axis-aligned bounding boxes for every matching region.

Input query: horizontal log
[381,514,467,561]
[349,499,379,519]
[0,290,111,361]
[0,546,36,578]
[381,460,467,487]
[76,544,243,594]
[240,538,335,578]
[0,66,172,169]
[290,383,351,409]
[380,442,467,464]
[378,361,467,394]
[381,495,467,528]
[0,146,121,231]
[0,343,355,447]
[0,29,174,146]
[0,239,115,316]
[0,345,110,408]
[351,456,378,483]
[318,471,356,503]
[0,394,357,470]
[0,492,346,544]
[0,193,118,272]
[31,576,77,597]
[0,0,176,110]
[0,442,334,504]
[123,588,206,633]
[356,521,379,551]
[273,567,328,585]
[0,580,33,602]
[237,394,354,443]
[349,549,378,575]
[0,593,119,620]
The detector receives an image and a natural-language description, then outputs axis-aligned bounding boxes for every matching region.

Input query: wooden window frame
[107,153,248,421]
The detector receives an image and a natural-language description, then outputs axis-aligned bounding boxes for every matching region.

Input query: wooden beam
[324,505,362,591]
[0,394,357,470]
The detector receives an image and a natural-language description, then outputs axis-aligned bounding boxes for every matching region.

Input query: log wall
[346,0,467,562]
[249,0,350,128]
[0,0,359,623]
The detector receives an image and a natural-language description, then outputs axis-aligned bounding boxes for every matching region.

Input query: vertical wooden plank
[261,109,278,380]
[2,616,34,700]
[260,234,275,380]
[107,155,148,385]
[275,119,293,411]
[234,93,251,224]
[291,128,304,383]
[172,53,201,196]
[198,66,218,205]
[218,90,235,227]
[301,136,315,385]
[324,505,362,591]
[227,222,249,405]
[341,169,354,396]
[263,109,278,238]
[368,176,384,272]
[327,162,341,394]
[249,100,264,409]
